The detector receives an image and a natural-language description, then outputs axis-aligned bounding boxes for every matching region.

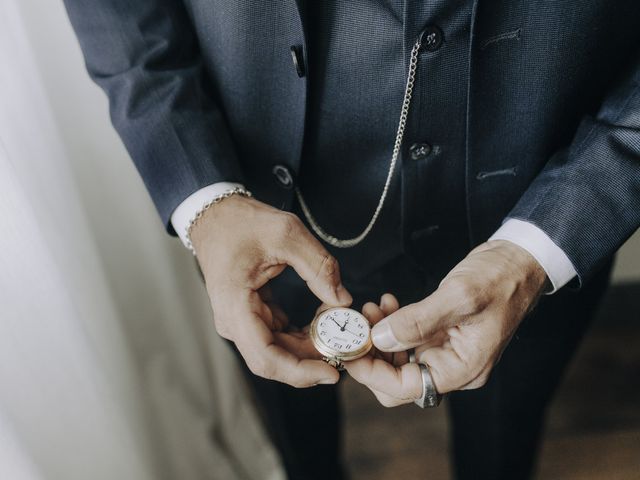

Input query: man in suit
[63,1,640,478]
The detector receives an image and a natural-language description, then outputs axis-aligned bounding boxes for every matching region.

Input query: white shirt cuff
[489,218,577,294]
[171,182,245,248]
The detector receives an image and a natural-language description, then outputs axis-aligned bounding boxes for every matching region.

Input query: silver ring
[414,362,443,408]
[408,348,416,364]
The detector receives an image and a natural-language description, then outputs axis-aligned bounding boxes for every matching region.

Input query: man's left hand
[345,240,548,406]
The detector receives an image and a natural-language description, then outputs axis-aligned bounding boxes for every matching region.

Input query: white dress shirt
[172,183,577,293]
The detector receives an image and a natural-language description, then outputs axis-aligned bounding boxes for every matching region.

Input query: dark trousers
[237,254,612,480]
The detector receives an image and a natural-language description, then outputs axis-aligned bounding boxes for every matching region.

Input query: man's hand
[191,195,352,387]
[345,240,548,405]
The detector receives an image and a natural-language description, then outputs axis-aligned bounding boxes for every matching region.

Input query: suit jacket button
[290,45,306,77]
[272,164,294,189]
[409,142,432,160]
[419,26,443,52]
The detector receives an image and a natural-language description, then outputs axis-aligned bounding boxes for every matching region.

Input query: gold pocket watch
[310,307,373,369]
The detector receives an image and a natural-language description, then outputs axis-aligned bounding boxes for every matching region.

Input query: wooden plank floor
[341,284,640,479]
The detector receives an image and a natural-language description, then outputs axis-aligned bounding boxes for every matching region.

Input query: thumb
[275,216,352,307]
[371,289,452,352]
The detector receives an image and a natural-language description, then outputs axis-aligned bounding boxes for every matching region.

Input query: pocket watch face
[311,307,372,360]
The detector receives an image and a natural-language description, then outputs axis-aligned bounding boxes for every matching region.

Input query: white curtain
[0,1,284,479]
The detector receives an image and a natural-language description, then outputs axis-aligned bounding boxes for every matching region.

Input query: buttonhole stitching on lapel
[480,28,522,50]
[476,167,518,180]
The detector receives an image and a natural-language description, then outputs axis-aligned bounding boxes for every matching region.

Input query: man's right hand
[190,195,352,387]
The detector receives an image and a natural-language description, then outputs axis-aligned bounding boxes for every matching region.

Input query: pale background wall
[612,234,640,283]
[4,1,285,479]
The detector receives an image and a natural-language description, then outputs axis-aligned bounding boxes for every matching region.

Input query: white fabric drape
[0,1,284,479]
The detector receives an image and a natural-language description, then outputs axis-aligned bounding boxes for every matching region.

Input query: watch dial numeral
[316,308,371,354]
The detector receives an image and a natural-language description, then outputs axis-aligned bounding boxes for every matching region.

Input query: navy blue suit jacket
[64,0,640,285]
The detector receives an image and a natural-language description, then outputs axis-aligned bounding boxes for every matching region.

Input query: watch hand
[330,317,343,330]
[344,328,364,337]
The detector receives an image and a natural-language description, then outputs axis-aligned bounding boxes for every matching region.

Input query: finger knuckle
[465,373,490,390]
[447,279,485,314]
[213,317,233,340]
[464,368,483,387]
[448,278,474,301]
[263,359,281,380]
[317,254,339,281]
[216,329,233,341]
[400,307,425,342]
[377,396,397,408]
[289,378,307,389]
[247,357,274,380]
[448,369,474,391]
[245,359,260,377]
[276,212,302,240]
[476,373,489,387]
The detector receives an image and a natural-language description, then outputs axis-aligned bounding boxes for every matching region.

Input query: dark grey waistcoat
[64,0,640,283]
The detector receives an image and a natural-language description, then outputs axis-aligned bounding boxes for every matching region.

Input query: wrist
[171,182,246,248]
[488,239,549,295]
[489,219,577,294]
[188,188,253,255]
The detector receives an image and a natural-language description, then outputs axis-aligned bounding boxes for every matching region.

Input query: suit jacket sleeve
[63,0,244,231]
[506,49,640,286]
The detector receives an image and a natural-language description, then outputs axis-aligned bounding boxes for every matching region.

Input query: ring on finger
[408,348,416,364]
[414,361,443,409]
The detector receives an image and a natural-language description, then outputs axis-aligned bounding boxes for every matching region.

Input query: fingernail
[335,284,352,305]
[372,321,401,350]
[380,295,387,309]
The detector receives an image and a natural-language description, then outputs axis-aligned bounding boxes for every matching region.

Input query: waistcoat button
[409,142,433,160]
[272,164,295,189]
[290,45,306,77]
[419,26,443,52]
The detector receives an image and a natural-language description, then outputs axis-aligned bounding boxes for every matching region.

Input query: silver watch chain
[294,38,423,248]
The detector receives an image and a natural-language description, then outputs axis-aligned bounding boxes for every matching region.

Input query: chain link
[185,186,253,255]
[295,39,422,248]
